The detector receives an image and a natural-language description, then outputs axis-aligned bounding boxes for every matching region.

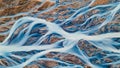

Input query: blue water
[0,0,120,68]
